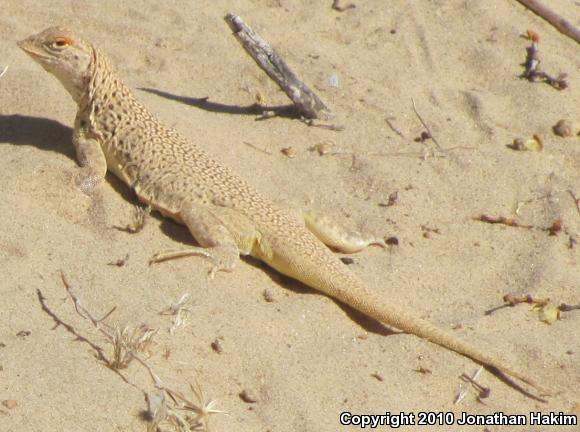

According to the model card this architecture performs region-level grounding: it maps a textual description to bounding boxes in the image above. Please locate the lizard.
[18,26,547,400]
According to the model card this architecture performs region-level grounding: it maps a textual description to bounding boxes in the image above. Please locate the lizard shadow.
[254,263,398,337]
[0,114,75,159]
[138,87,300,119]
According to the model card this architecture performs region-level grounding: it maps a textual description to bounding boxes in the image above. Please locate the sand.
[1,1,579,431]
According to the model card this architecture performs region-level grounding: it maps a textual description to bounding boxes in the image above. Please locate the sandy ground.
[1,1,579,431]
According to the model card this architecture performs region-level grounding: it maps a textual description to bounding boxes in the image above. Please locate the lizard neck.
[78,48,135,129]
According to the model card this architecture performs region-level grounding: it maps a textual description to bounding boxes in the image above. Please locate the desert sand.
[1,1,579,431]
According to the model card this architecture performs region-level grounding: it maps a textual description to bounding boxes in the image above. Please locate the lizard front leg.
[72,116,107,194]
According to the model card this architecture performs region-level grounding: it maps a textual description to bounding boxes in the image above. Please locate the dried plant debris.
[506,293,550,308]
[553,119,579,137]
[454,366,485,404]
[0,66,7,79]
[532,303,560,324]
[411,98,441,149]
[160,293,192,334]
[109,324,157,369]
[147,382,226,432]
[474,214,533,229]
[61,272,156,369]
[485,292,548,315]
[569,190,580,217]
[56,273,225,431]
[486,292,577,324]
[476,212,569,240]
[520,30,568,90]
[509,135,543,152]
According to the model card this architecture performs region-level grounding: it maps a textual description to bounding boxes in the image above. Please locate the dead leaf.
[533,304,561,324]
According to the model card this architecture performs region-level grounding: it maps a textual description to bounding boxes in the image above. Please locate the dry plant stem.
[559,303,580,312]
[224,13,332,120]
[454,366,484,404]
[243,141,273,155]
[61,271,156,369]
[58,273,223,430]
[515,0,580,44]
[474,214,533,229]
[61,271,117,326]
[385,117,405,138]
[411,98,442,150]
[568,190,580,217]
[0,66,7,79]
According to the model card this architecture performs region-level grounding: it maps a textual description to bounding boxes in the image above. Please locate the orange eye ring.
[51,37,73,48]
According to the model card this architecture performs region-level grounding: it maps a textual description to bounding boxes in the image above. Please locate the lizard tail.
[285,249,548,399]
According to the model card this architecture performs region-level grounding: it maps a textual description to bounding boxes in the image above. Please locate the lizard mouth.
[17,39,48,60]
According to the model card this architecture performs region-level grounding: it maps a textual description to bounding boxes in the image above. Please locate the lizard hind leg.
[303,210,386,253]
[149,202,240,279]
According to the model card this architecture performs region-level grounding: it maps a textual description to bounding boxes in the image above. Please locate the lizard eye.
[49,37,71,50]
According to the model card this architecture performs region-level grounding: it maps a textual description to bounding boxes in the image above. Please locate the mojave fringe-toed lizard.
[18,26,548,402]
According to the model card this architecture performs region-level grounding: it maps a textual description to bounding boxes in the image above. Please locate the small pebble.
[2,400,17,409]
[281,147,296,158]
[310,142,332,155]
[239,389,258,403]
[211,339,223,354]
[263,289,276,303]
[553,119,578,137]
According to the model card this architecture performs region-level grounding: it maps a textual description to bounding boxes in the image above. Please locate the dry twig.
[60,273,224,430]
[454,366,484,404]
[411,98,442,150]
[515,0,580,44]
[160,293,192,334]
[568,190,580,217]
[224,13,332,120]
[61,271,156,369]
[0,66,7,79]
[474,214,534,229]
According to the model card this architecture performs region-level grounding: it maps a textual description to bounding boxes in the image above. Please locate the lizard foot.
[303,210,387,253]
[149,245,237,279]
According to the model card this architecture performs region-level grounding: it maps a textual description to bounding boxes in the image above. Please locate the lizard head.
[18,27,94,102]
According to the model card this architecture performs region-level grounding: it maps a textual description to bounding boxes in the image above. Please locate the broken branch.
[515,0,580,44]
[224,13,332,120]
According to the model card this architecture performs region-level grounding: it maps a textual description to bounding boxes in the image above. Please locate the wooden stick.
[515,0,580,44]
[224,13,332,120]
